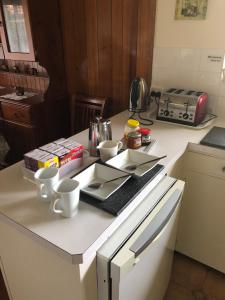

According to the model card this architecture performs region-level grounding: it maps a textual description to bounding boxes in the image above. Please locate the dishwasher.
[97,176,185,300]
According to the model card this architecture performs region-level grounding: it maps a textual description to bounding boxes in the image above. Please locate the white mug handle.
[40,183,48,199]
[52,198,63,215]
[117,141,123,151]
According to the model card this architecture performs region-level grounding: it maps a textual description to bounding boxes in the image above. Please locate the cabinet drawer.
[186,152,225,180]
[1,102,32,125]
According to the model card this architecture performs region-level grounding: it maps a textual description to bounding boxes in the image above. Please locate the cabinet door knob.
[222,167,225,172]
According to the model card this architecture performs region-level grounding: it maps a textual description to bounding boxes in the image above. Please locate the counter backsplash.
[152,47,225,119]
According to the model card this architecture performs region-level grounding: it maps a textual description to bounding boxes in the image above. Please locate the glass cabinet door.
[0,0,35,61]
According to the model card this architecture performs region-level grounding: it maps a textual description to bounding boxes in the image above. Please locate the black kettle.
[129,77,149,112]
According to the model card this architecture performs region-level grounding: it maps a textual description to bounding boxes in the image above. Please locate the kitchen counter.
[1,110,225,265]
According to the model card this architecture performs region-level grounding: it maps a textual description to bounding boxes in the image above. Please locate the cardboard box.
[37,154,59,169]
[24,138,85,171]
[39,143,64,153]
[52,148,71,167]
[24,149,59,171]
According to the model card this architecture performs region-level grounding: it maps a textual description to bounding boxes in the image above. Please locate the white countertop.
[0,111,225,264]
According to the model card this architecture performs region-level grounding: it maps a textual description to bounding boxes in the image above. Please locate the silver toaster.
[156,88,208,126]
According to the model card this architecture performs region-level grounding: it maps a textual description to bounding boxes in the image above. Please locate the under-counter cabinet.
[176,147,225,273]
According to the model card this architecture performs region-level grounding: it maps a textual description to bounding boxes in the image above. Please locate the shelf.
[0,70,48,79]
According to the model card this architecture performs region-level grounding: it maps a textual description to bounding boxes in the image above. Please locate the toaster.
[156,88,208,126]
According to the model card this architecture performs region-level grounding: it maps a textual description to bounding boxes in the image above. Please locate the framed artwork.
[175,0,208,20]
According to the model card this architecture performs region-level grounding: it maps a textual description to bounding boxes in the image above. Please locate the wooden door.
[60,0,156,115]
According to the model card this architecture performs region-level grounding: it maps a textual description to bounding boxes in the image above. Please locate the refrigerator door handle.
[129,189,182,257]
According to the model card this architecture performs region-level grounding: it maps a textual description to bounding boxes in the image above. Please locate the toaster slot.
[175,89,184,94]
[166,88,177,93]
[186,90,195,95]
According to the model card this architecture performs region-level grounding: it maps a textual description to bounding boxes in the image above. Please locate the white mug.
[34,167,59,202]
[97,140,123,162]
[51,179,80,218]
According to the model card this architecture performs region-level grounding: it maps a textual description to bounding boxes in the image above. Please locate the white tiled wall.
[152,47,225,118]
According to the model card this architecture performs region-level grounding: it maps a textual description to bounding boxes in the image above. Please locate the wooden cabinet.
[176,151,225,273]
[2,102,34,124]
[0,92,45,162]
[0,0,35,61]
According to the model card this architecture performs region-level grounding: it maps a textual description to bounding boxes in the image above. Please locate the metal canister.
[88,121,100,157]
[99,119,112,141]
[127,131,142,149]
[88,118,112,157]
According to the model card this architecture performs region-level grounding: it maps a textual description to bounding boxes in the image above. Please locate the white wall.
[155,0,225,49]
[152,0,225,117]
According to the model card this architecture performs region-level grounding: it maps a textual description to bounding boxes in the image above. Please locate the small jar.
[138,128,151,146]
[127,131,142,149]
[124,119,140,140]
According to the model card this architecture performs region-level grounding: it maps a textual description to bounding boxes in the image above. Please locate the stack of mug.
[34,167,80,218]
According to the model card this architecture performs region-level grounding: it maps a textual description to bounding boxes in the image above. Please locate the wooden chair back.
[70,94,110,134]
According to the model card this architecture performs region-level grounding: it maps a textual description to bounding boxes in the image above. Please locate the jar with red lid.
[138,128,151,146]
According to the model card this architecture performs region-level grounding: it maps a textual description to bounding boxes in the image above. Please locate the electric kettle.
[129,77,149,112]
[88,117,112,157]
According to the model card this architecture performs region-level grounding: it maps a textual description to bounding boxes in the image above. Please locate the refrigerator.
[97,176,185,300]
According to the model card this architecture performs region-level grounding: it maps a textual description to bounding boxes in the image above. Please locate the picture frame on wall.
[175,0,208,20]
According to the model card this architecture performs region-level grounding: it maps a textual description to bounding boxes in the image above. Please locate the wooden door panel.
[60,0,157,115]
[122,0,139,112]
[136,0,156,80]
[85,0,99,96]
[111,0,123,114]
[97,0,112,98]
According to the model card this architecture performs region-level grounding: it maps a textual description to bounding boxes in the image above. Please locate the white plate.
[72,163,131,201]
[106,149,164,177]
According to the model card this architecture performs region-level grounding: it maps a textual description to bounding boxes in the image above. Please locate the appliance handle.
[129,189,182,257]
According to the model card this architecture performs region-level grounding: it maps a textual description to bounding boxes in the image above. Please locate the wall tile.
[152,67,178,90]
[215,96,225,118]
[196,71,221,96]
[152,47,225,115]
[218,77,225,96]
[153,47,180,69]
[206,95,219,114]
[199,49,225,73]
[177,48,201,71]
[173,70,199,90]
